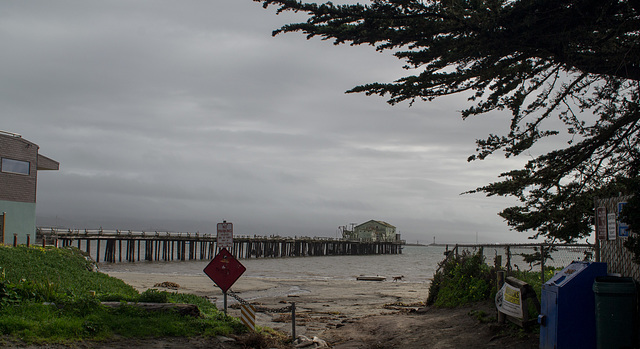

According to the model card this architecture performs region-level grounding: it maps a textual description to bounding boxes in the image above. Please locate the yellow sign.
[496,283,523,318]
[504,286,521,305]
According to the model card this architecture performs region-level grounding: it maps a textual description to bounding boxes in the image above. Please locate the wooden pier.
[36,228,403,263]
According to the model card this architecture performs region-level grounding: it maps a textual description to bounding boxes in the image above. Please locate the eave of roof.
[37,154,59,171]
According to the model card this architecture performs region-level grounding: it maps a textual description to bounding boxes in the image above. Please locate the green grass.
[0,245,138,302]
[0,245,246,344]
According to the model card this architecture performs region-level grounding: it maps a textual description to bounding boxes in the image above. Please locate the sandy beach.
[105,271,428,337]
[100,272,541,348]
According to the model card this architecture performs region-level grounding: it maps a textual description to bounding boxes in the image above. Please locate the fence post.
[497,271,505,323]
[0,212,5,245]
[291,302,296,340]
[540,244,546,284]
[506,246,511,274]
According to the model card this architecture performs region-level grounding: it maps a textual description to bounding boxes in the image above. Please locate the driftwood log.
[101,302,201,317]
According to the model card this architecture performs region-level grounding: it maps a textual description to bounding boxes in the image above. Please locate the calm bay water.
[97,245,448,283]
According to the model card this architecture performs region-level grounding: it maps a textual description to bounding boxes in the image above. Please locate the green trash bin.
[593,276,638,349]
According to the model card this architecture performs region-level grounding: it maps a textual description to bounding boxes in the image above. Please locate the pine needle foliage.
[256,0,640,241]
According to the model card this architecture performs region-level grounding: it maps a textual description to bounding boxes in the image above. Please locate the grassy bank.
[0,245,246,344]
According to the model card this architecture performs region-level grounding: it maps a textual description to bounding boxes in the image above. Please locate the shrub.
[427,250,494,307]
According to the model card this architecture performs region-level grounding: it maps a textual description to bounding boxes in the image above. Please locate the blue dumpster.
[539,261,607,349]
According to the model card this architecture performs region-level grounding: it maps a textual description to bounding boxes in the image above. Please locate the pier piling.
[36,228,403,263]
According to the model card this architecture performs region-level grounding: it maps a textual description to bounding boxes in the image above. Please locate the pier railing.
[35,227,402,263]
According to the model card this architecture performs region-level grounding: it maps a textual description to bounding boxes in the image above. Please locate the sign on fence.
[596,207,607,240]
[618,202,629,238]
[607,213,617,240]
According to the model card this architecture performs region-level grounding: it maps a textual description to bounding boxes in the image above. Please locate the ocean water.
[97,245,448,283]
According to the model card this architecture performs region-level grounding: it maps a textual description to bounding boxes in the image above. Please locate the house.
[353,220,398,242]
[0,131,58,245]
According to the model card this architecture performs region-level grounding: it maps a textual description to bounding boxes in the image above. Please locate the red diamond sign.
[203,248,246,293]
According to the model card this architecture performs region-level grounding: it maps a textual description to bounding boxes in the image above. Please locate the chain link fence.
[227,291,294,314]
[596,195,640,281]
[440,243,595,283]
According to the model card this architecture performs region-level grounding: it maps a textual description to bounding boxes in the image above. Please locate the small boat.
[356,275,386,281]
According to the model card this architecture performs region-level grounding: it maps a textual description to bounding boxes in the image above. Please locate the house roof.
[355,220,396,229]
[0,131,59,171]
[37,154,59,171]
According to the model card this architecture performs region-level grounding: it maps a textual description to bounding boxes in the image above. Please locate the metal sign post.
[223,291,228,314]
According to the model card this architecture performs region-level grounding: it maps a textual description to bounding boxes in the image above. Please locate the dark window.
[1,158,30,175]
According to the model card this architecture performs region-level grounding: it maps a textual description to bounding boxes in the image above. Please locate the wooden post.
[0,212,5,245]
[540,244,546,284]
[26,234,30,247]
[497,271,505,323]
[96,239,101,263]
[13,233,17,247]
[291,302,296,340]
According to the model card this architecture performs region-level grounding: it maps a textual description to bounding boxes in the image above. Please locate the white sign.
[217,221,233,251]
[607,213,617,240]
[495,283,523,319]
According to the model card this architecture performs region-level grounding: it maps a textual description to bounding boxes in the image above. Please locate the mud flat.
[105,271,427,337]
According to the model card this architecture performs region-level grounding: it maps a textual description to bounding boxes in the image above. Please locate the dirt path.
[320,301,539,349]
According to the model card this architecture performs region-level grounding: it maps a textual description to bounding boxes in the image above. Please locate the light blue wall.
[0,200,36,245]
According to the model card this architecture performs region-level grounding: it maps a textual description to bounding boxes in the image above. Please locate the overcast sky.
[1,0,552,244]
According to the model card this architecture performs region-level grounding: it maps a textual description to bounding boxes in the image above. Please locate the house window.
[1,158,30,175]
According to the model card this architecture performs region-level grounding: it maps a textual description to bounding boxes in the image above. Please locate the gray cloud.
[2,0,548,243]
